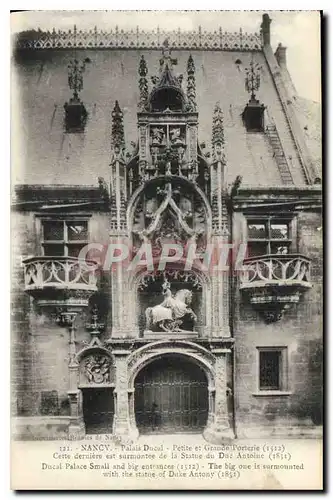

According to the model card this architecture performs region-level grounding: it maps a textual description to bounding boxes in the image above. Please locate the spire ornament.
[64,57,89,132]
[186,55,197,112]
[212,102,225,164]
[110,100,127,232]
[245,57,261,100]
[86,305,105,339]
[68,58,86,101]
[111,100,125,156]
[138,55,149,111]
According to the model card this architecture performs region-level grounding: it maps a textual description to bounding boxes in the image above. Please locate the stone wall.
[232,210,322,436]
[11,210,113,417]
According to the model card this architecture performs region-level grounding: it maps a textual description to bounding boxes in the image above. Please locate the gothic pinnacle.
[186,54,197,112]
[138,55,149,110]
[111,100,125,149]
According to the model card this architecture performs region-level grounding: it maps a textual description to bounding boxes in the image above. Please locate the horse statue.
[145,278,197,332]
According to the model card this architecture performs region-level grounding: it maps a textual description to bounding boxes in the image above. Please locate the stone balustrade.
[240,254,312,289]
[22,256,98,293]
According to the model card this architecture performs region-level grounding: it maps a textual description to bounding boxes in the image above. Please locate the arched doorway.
[134,355,208,434]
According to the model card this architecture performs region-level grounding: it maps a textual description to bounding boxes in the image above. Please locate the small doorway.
[135,356,208,434]
[82,388,114,434]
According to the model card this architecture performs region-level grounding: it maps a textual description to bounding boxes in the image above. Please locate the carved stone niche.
[79,351,115,387]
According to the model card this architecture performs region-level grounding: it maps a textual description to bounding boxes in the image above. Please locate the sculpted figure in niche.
[145,277,197,332]
[151,127,165,146]
[170,127,185,145]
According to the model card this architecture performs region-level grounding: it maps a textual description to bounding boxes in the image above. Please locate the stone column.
[203,349,234,442]
[110,236,138,338]
[210,231,231,338]
[67,319,85,438]
[113,350,139,440]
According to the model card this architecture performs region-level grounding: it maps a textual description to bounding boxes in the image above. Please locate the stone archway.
[126,340,216,438]
[67,346,115,436]
[134,354,209,433]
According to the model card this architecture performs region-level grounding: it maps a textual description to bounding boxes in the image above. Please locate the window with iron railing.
[246,218,293,258]
[41,220,89,257]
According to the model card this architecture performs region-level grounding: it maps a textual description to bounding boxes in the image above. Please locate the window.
[242,102,265,132]
[64,100,87,133]
[40,390,59,415]
[247,218,292,257]
[41,220,88,257]
[257,347,287,392]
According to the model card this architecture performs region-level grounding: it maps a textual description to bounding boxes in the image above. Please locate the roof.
[292,96,321,174]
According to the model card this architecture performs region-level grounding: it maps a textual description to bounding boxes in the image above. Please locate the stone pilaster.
[110,255,138,337]
[203,349,234,443]
[68,390,85,439]
[112,350,139,440]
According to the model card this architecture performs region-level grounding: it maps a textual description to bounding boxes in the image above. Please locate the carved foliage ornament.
[131,180,207,254]
[137,270,203,291]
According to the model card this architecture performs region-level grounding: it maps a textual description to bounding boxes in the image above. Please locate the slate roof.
[292,96,322,175]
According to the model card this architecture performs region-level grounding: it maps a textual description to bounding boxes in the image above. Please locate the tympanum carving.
[131,179,207,256]
[81,354,111,384]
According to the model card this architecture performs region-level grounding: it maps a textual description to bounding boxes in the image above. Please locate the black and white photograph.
[10,9,322,490]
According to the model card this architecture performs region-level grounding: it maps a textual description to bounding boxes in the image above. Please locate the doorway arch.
[134,354,209,434]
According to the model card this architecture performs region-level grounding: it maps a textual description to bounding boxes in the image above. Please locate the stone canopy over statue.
[145,277,197,332]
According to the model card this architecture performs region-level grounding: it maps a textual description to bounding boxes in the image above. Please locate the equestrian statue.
[145,277,197,332]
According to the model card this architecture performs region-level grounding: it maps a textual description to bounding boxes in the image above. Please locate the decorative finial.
[212,102,225,164]
[138,55,149,111]
[67,58,86,101]
[186,55,197,112]
[245,56,261,100]
[86,305,104,337]
[111,100,125,150]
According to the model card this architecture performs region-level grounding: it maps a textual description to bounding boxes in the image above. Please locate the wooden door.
[82,388,114,434]
[135,356,208,433]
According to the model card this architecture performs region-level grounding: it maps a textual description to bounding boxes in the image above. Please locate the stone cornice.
[14,26,262,51]
[12,183,110,211]
[231,185,322,212]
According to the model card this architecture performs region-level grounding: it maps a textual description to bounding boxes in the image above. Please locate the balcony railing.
[23,256,98,293]
[240,254,312,290]
[239,254,312,323]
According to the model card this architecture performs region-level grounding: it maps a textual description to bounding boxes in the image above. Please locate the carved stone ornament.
[131,179,207,255]
[82,354,111,384]
[240,254,312,322]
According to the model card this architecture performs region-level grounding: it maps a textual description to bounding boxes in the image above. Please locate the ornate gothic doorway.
[82,388,114,434]
[134,355,208,433]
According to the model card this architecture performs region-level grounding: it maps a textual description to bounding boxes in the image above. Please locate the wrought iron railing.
[240,254,312,288]
[22,257,98,292]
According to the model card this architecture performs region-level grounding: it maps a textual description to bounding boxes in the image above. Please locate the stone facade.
[11,13,322,442]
